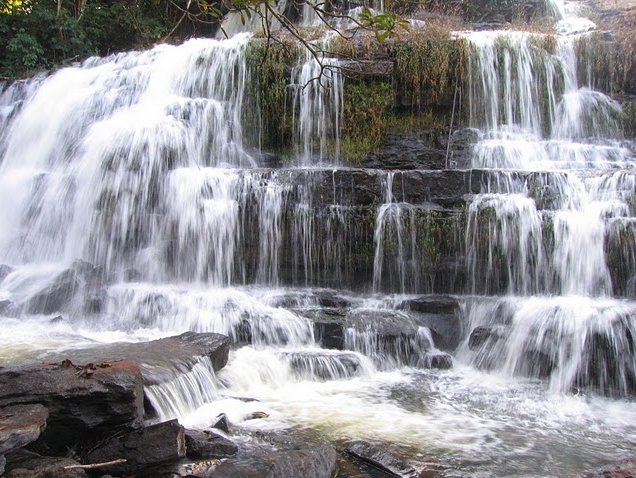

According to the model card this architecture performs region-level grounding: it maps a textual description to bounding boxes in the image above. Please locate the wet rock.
[211,444,337,478]
[364,133,447,170]
[184,429,238,459]
[0,264,13,281]
[212,414,230,434]
[420,351,453,370]
[233,318,253,345]
[0,404,48,455]
[135,292,171,327]
[284,350,364,380]
[388,170,473,208]
[25,269,80,314]
[517,349,554,379]
[403,295,460,315]
[345,309,419,364]
[316,291,352,309]
[83,419,186,475]
[253,151,284,168]
[0,299,16,317]
[0,360,144,454]
[45,332,231,386]
[577,329,636,396]
[468,326,504,350]
[343,440,419,478]
[4,452,86,478]
[49,315,64,324]
[401,296,461,351]
[307,309,346,350]
[447,128,480,170]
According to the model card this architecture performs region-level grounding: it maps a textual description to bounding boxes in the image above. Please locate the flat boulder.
[45,332,230,386]
[0,360,144,453]
[0,404,48,455]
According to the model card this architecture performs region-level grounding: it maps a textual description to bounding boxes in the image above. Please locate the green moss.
[340,80,394,163]
[623,102,636,139]
[394,26,462,109]
[244,39,299,153]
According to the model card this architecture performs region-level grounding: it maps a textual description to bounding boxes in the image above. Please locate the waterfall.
[1,1,636,475]
[459,2,636,403]
[291,46,343,165]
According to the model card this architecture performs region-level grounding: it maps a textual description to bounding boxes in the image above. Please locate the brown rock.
[0,360,144,454]
[0,404,48,455]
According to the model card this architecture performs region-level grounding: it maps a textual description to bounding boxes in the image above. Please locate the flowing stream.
[1,0,636,476]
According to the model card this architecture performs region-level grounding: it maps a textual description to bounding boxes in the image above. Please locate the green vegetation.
[394,25,462,110]
[0,0,177,77]
[340,80,393,163]
[244,39,298,152]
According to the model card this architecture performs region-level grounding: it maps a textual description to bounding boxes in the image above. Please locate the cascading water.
[459,0,636,408]
[1,0,636,475]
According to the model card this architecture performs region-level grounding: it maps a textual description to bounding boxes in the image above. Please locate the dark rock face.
[468,325,504,350]
[343,440,419,478]
[0,404,48,455]
[345,309,419,365]
[24,269,80,314]
[83,419,186,475]
[22,260,103,315]
[364,133,447,170]
[447,128,480,169]
[211,444,337,478]
[307,309,346,350]
[4,452,86,478]
[0,361,144,453]
[212,413,231,434]
[184,428,238,459]
[401,295,461,350]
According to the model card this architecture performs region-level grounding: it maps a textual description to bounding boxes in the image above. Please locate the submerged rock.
[343,440,420,478]
[468,326,504,350]
[211,444,337,478]
[283,350,365,380]
[24,269,80,314]
[0,264,13,282]
[212,414,231,434]
[420,351,453,370]
[184,428,238,459]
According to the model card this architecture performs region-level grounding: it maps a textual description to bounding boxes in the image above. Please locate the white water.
[0,1,636,476]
